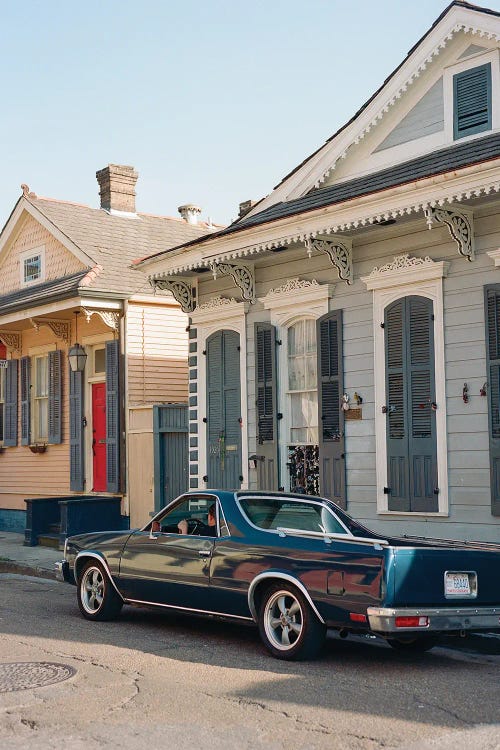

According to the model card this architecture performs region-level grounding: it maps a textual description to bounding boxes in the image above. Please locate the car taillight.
[395,616,429,628]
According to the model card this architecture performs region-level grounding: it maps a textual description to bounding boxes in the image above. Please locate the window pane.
[24,255,41,283]
[37,400,48,441]
[94,348,105,374]
[36,357,48,397]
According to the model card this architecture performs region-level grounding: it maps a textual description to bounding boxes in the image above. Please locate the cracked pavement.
[0,574,499,750]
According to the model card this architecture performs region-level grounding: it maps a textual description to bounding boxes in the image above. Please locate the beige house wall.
[0,315,113,511]
[0,214,86,295]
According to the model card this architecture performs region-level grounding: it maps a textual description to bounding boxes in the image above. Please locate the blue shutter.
[20,356,31,446]
[385,297,437,512]
[453,63,491,140]
[317,311,345,508]
[69,367,84,491]
[106,340,121,493]
[4,359,18,447]
[255,323,278,490]
[485,286,500,516]
[48,350,62,444]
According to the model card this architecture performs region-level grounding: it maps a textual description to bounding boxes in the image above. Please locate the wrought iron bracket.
[81,309,121,331]
[0,331,21,352]
[209,261,255,302]
[304,237,353,284]
[30,317,71,343]
[150,277,196,313]
[424,205,475,261]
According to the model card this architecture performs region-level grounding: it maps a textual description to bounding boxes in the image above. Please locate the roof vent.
[178,204,202,225]
[96,164,138,214]
[238,199,256,219]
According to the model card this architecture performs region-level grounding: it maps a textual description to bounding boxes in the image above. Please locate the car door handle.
[198,549,212,558]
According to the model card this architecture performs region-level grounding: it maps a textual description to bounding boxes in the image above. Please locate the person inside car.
[177,503,217,536]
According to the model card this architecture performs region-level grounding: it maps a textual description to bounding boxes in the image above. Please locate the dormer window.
[453,62,491,140]
[20,246,45,287]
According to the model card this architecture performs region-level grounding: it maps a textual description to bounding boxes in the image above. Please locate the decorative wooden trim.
[81,309,121,330]
[209,261,255,302]
[191,296,248,326]
[304,237,353,284]
[30,318,71,343]
[487,248,500,266]
[424,205,475,260]
[0,331,21,351]
[150,277,196,313]
[361,254,449,291]
[261,278,335,327]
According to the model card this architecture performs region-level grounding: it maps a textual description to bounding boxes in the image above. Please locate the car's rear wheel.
[386,635,438,653]
[258,583,326,661]
[77,559,123,621]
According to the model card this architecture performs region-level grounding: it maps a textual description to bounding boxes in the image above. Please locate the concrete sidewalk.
[0,531,60,579]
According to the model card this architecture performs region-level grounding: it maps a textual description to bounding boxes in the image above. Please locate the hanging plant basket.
[29,443,47,454]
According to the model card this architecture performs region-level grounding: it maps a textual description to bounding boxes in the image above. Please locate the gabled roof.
[242,1,500,220]
[25,196,213,296]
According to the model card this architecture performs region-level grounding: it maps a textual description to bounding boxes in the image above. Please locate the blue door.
[206,330,242,489]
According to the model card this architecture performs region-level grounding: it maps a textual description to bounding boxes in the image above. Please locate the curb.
[0,560,57,580]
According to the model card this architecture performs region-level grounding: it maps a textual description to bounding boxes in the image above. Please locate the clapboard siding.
[126,302,189,406]
[0,215,86,295]
[374,78,444,152]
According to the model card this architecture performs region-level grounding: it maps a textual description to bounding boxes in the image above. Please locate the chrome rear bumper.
[367,606,500,634]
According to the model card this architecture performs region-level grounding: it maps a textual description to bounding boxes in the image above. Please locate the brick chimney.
[238,199,256,219]
[96,164,138,213]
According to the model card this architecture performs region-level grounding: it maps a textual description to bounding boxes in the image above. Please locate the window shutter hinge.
[433,488,440,495]
[383,487,391,494]
[380,322,385,329]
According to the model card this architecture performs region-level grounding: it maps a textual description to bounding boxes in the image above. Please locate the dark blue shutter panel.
[453,63,491,140]
[385,297,437,512]
[255,323,278,490]
[485,287,500,516]
[20,356,31,446]
[317,311,345,507]
[4,359,18,447]
[48,350,62,444]
[106,340,121,493]
[69,367,84,491]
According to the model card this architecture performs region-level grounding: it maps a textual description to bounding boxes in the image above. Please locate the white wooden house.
[137,1,500,542]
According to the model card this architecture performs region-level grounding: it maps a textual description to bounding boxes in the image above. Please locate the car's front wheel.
[77,559,123,621]
[258,583,326,660]
[386,635,438,653]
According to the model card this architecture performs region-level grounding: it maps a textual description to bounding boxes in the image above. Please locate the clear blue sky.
[2,0,500,226]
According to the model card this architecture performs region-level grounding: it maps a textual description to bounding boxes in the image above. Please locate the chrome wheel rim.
[80,566,105,614]
[263,590,303,651]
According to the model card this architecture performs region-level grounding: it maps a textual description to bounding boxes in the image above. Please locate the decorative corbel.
[0,331,21,352]
[30,318,71,343]
[150,277,196,313]
[209,261,255,302]
[304,237,353,284]
[81,309,121,331]
[424,205,474,261]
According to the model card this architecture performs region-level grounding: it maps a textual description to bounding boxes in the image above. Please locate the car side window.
[239,497,348,535]
[153,495,218,536]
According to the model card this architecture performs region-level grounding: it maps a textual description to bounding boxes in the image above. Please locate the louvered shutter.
[317,311,345,507]
[385,297,437,512]
[485,287,500,515]
[106,340,121,493]
[4,359,18,447]
[453,63,491,140]
[255,323,278,490]
[20,356,31,446]
[48,350,62,444]
[69,367,84,491]
[206,330,242,489]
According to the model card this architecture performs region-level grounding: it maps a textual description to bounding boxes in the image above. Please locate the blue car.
[56,490,500,660]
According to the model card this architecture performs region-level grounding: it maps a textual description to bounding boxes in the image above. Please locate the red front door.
[92,382,107,492]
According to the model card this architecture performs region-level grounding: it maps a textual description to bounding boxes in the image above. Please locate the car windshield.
[239,496,348,535]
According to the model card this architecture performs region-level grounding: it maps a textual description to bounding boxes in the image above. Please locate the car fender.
[74,551,124,601]
[247,571,326,624]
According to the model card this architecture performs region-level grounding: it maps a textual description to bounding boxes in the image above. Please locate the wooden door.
[92,382,107,492]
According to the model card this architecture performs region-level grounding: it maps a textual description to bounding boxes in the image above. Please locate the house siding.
[374,78,444,152]
[194,200,500,543]
[0,215,86,295]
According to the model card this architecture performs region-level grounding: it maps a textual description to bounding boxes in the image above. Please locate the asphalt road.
[0,574,499,750]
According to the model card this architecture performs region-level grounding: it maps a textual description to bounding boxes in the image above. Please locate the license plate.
[445,571,471,597]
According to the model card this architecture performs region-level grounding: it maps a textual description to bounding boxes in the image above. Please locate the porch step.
[37,534,60,549]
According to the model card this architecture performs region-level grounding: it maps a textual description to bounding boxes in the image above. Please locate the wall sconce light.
[353,392,363,406]
[68,311,88,372]
[249,454,264,469]
[462,383,469,404]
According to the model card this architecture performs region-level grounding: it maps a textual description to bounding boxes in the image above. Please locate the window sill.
[29,443,47,454]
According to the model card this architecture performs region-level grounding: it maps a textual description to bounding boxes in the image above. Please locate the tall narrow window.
[287,319,319,493]
[33,355,49,441]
